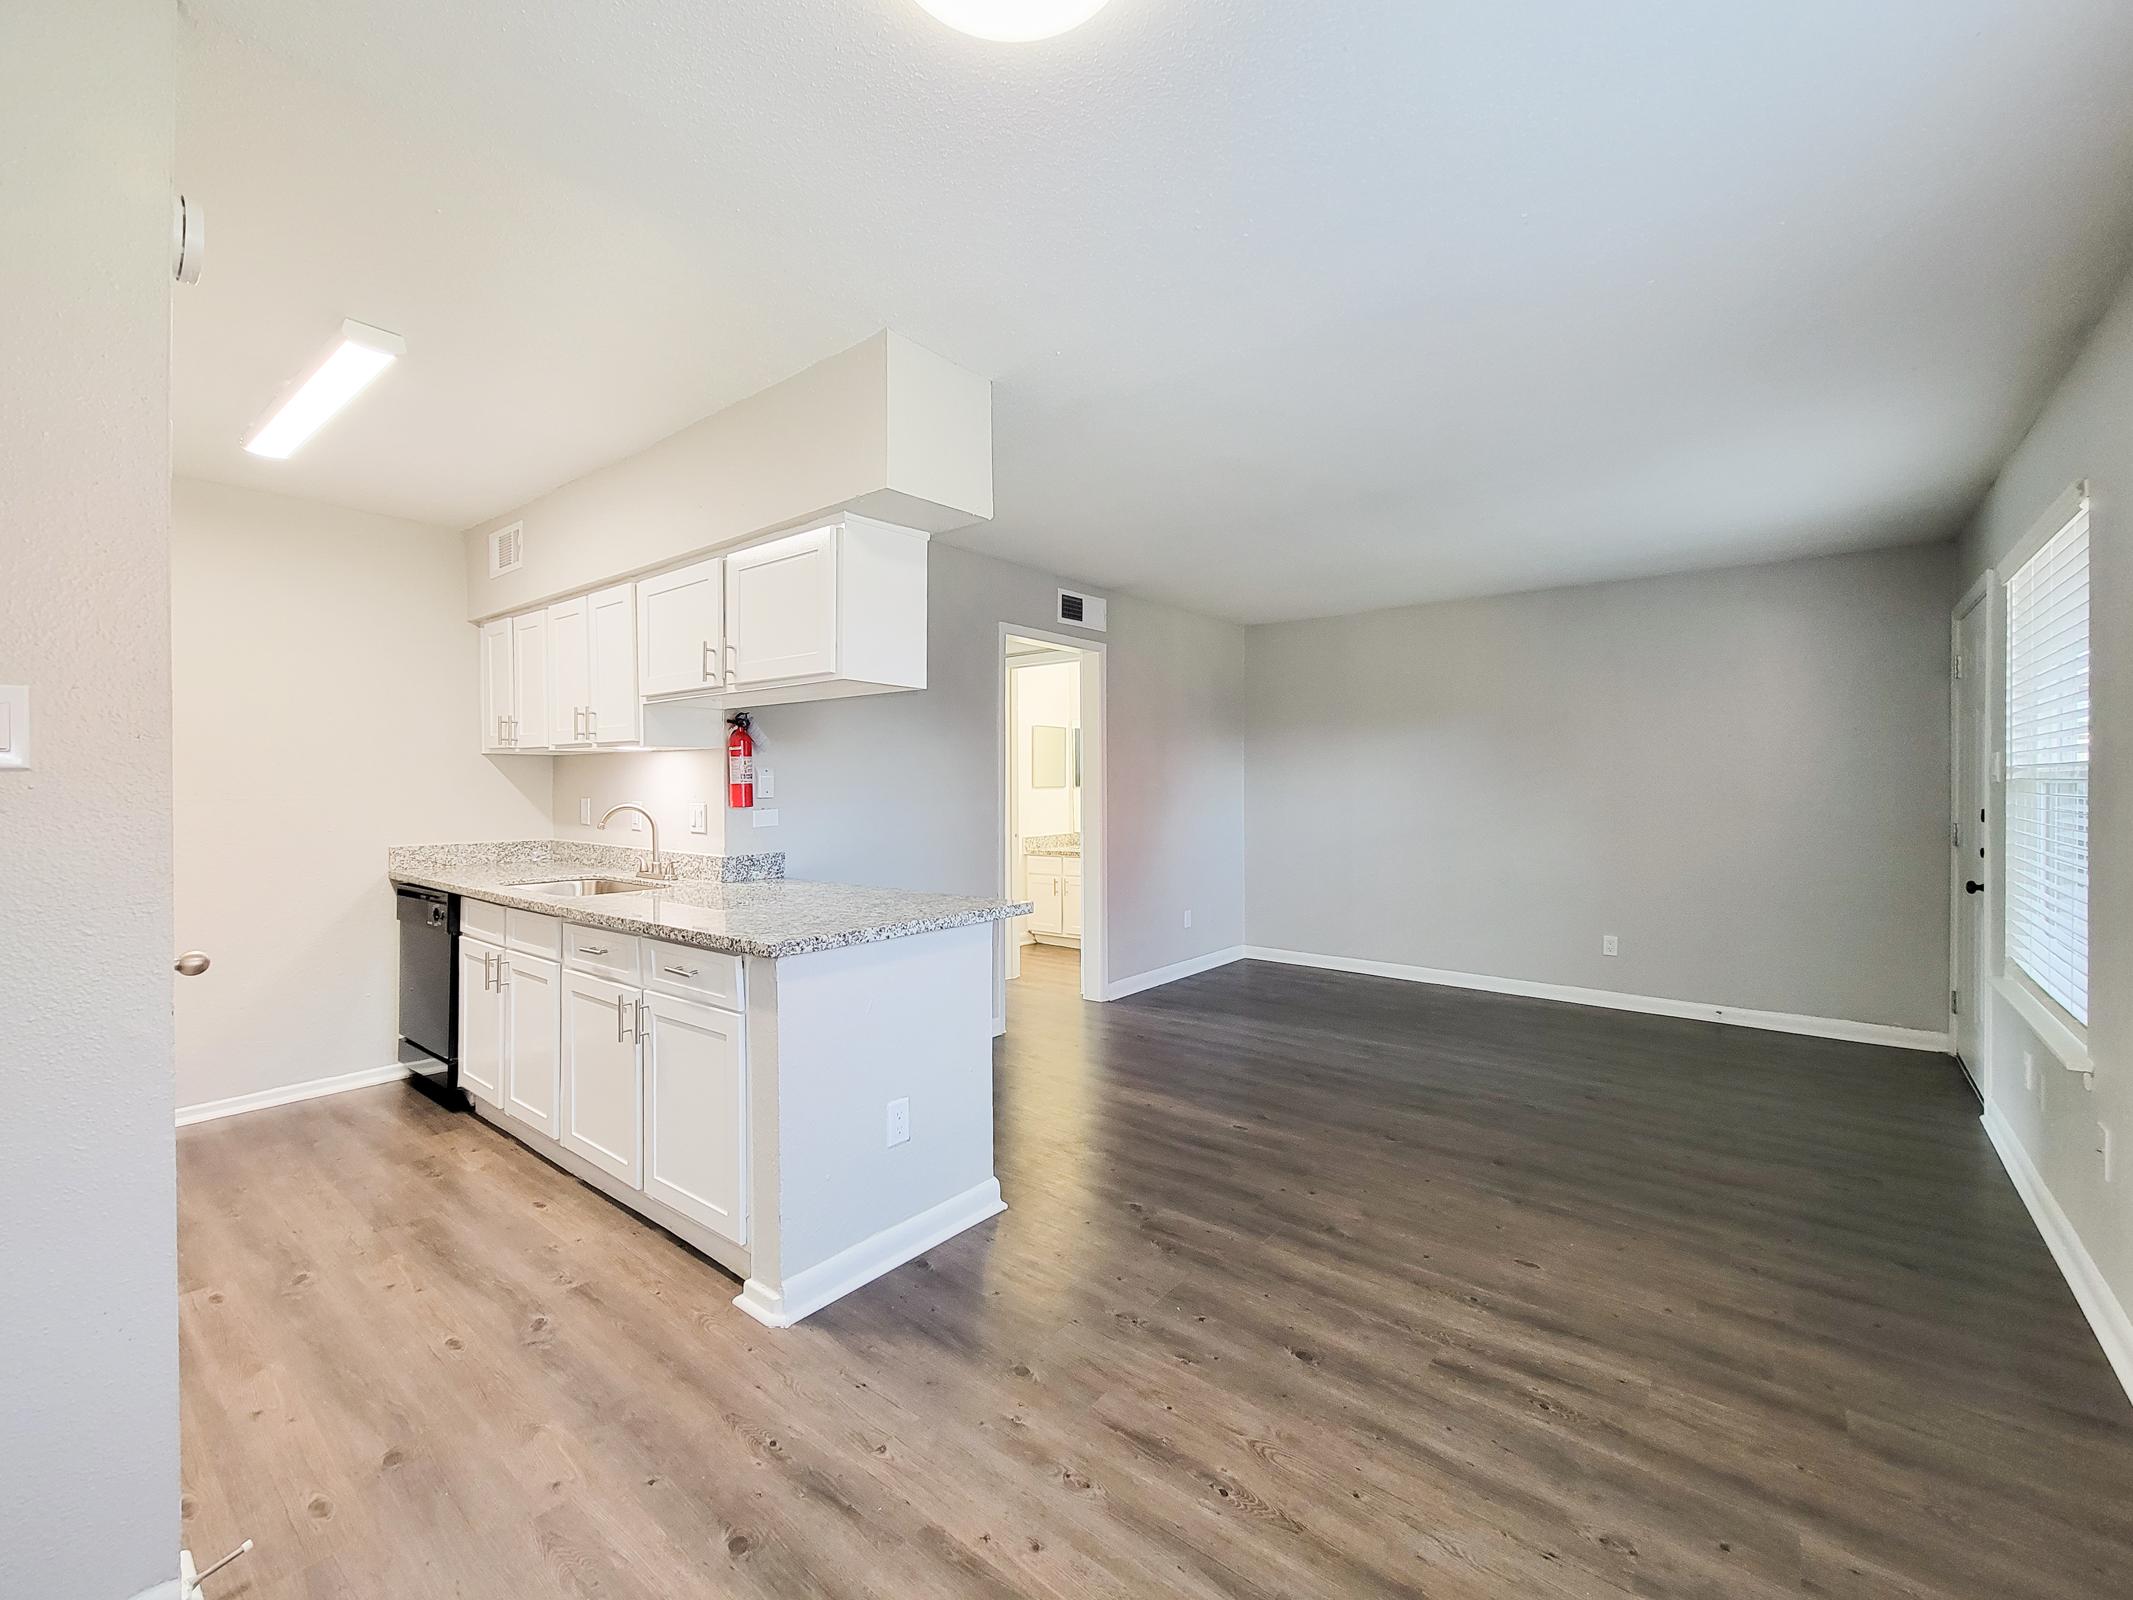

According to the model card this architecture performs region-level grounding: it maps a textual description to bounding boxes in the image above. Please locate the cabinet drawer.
[566,923,642,984]
[643,940,742,1010]
[462,897,508,944]
[506,909,563,959]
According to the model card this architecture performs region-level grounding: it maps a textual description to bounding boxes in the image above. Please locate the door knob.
[174,951,211,976]
[1965,881,1985,895]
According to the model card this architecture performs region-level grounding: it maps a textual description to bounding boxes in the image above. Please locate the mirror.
[1031,725,1071,789]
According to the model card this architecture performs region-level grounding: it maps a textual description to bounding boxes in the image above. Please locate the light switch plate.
[0,685,27,770]
[753,808,780,829]
[578,798,592,825]
[688,802,708,835]
[757,768,775,800]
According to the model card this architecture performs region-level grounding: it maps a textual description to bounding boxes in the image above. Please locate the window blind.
[2005,501,2091,1026]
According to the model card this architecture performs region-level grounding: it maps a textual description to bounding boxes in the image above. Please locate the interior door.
[512,610,551,752]
[480,619,515,752]
[547,595,591,746]
[1953,595,1991,1078]
[726,526,838,686]
[588,582,640,743]
[503,952,560,1136]
[560,970,643,1184]
[641,991,747,1245]
[637,558,723,697]
[457,939,503,1107]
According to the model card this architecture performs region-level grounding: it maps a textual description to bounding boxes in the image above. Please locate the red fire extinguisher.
[727,714,755,810]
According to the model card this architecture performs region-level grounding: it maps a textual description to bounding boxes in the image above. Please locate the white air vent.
[1057,587,1107,631]
[487,520,524,579]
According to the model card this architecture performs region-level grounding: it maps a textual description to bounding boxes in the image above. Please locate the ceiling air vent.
[1057,587,1107,631]
[487,520,524,579]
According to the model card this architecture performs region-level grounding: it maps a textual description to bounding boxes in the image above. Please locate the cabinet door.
[548,595,592,746]
[1061,872,1083,937]
[726,526,837,687]
[502,951,560,1137]
[560,970,643,1185]
[511,610,552,752]
[480,619,516,752]
[458,938,504,1107]
[637,558,724,697]
[641,992,746,1245]
[587,582,640,743]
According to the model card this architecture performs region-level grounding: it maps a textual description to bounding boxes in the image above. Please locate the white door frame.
[1949,567,1995,1096]
[996,623,1107,1025]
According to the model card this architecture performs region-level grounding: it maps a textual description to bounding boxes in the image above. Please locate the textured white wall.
[173,480,553,1111]
[1244,545,1955,1031]
[1957,264,2133,1345]
[0,5,181,1596]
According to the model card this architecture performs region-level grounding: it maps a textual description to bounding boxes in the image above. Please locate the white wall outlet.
[1602,935,1619,957]
[629,811,644,831]
[1183,909,1193,930]
[757,768,775,800]
[886,1097,911,1148]
[688,802,707,835]
[578,797,592,825]
[753,808,780,829]
[0,685,30,770]
[2025,1051,2037,1093]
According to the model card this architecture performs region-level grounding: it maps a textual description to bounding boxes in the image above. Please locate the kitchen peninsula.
[389,840,1028,1327]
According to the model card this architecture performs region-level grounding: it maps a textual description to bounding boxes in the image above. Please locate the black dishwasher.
[395,884,467,1109]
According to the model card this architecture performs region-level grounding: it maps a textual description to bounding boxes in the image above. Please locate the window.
[2004,494,2091,1028]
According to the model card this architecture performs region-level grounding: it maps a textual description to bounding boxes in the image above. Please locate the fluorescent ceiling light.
[243,319,405,459]
[914,0,1112,43]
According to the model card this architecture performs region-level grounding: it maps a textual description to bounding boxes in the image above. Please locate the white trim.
[1949,570,1995,1094]
[1993,972,2095,1076]
[1983,1104,2133,1407]
[175,1062,412,1127]
[125,1579,182,1600]
[1101,944,1246,1001]
[733,1177,1004,1328]
[1243,948,1953,1053]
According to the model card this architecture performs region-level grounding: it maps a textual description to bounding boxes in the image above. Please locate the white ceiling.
[176,1,2133,622]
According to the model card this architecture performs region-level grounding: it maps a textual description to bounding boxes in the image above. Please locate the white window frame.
[1994,482,2093,1075]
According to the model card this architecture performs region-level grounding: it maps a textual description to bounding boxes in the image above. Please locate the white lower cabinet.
[458,936,505,1107]
[502,950,560,1137]
[640,990,748,1247]
[1024,855,1083,941]
[560,970,644,1185]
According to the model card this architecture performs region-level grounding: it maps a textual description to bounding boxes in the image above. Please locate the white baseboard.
[1983,1105,2133,1407]
[1241,947,1953,1054]
[176,1062,412,1127]
[734,1177,1005,1329]
[1101,944,1245,1002]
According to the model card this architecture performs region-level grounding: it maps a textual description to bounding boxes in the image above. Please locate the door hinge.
[1951,822,1961,848]
[1951,988,1960,1016]
[1953,652,1965,680]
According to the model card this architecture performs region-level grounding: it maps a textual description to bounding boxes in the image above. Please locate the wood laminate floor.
[179,946,2133,1598]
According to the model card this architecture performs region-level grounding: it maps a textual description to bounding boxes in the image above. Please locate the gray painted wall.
[559,542,1249,988]
[1956,264,2133,1337]
[0,4,181,1597]
[1245,545,1954,1031]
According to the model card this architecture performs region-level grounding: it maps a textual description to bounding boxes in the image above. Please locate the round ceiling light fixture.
[914,0,1112,42]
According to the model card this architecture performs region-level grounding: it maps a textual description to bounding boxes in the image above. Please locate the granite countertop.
[389,842,1030,960]
[1022,832,1082,859]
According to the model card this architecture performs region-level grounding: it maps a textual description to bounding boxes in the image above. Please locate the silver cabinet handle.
[636,999,647,1039]
[661,963,701,978]
[615,992,628,1042]
[702,638,715,683]
[498,959,511,987]
[587,707,598,738]
[724,641,738,688]
[578,944,608,956]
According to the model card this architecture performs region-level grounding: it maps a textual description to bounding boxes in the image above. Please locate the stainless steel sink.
[512,878,664,898]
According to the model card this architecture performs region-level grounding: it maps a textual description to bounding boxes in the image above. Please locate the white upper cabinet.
[549,583,639,746]
[511,610,552,753]
[726,526,839,688]
[586,582,641,745]
[480,619,517,752]
[547,594,592,746]
[637,557,725,698]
